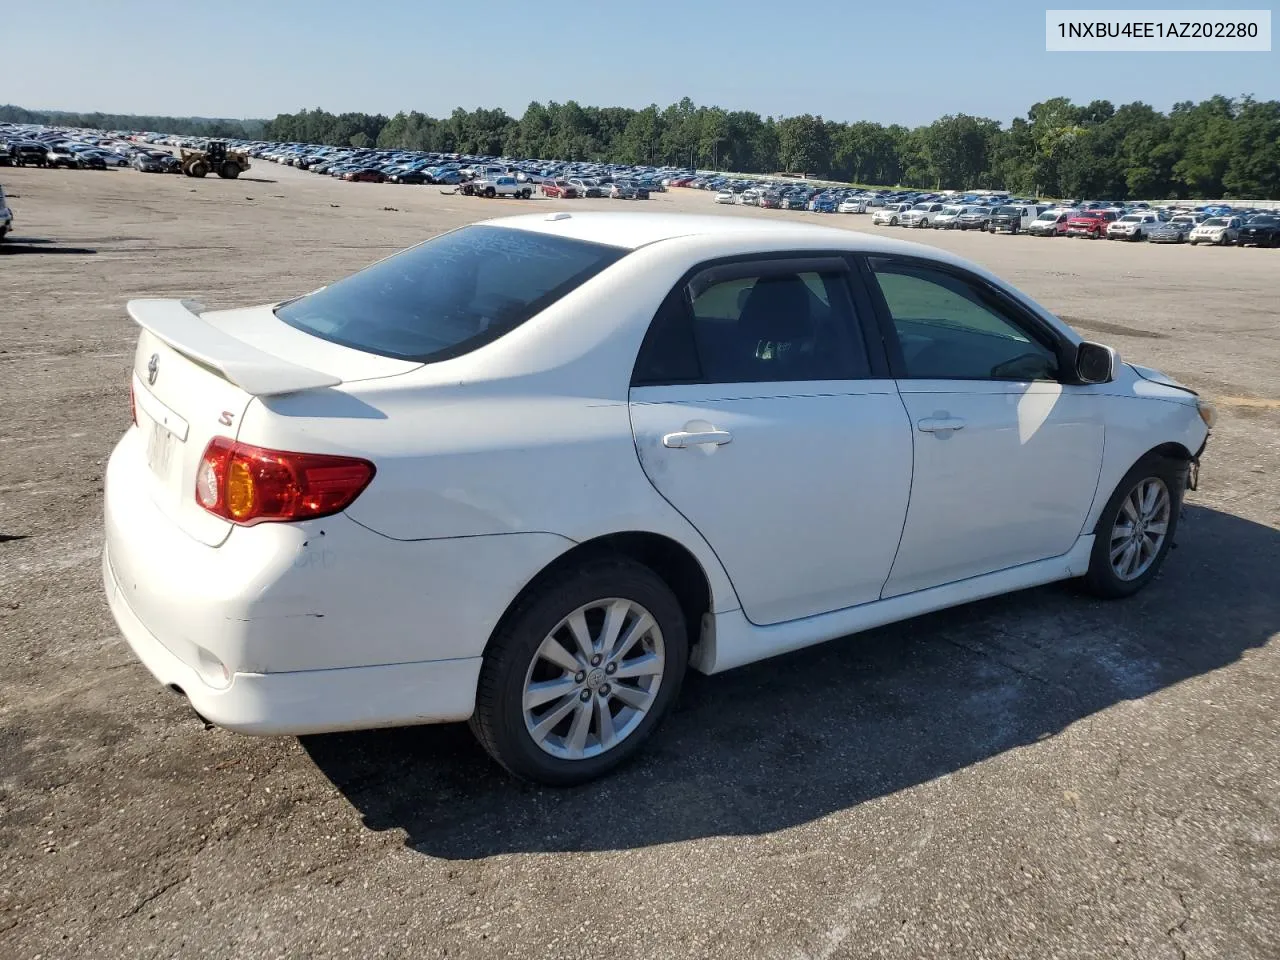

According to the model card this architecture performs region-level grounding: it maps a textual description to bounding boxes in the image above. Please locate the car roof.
[481,211,965,259]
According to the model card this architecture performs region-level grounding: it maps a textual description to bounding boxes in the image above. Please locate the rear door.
[628,255,913,626]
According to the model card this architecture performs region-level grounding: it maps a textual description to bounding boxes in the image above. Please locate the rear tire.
[470,557,689,785]
[484,186,496,198]
[1083,454,1186,599]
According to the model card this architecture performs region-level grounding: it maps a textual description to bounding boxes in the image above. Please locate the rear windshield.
[996,206,1020,216]
[276,225,627,362]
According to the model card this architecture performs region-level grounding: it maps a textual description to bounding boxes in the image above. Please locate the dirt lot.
[2,162,1278,960]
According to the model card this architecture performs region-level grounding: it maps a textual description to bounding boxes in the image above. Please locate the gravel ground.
[1,162,1278,960]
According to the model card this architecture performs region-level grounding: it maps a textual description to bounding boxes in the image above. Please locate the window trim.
[854,254,1078,384]
[630,250,891,388]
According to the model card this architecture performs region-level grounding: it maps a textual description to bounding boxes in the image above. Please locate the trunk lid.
[126,299,418,546]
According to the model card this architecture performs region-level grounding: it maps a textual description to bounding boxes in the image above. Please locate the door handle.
[663,429,733,448]
[917,417,966,433]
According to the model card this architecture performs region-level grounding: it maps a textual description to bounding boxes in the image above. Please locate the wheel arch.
[483,531,715,670]
[1088,440,1195,535]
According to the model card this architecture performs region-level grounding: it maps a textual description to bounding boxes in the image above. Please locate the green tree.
[777,114,830,176]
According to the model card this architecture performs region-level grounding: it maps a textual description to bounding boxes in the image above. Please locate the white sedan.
[837,198,868,214]
[104,213,1213,784]
[714,191,737,204]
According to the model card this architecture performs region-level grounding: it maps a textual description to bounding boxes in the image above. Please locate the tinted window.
[633,267,870,385]
[276,225,626,362]
[870,260,1059,381]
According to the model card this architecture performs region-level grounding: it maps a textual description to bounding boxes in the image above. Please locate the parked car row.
[6,120,1276,243]
[862,195,1280,248]
[1,123,181,173]
[242,142,679,197]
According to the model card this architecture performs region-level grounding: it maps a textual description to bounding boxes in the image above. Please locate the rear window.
[276,225,627,362]
[996,206,1020,216]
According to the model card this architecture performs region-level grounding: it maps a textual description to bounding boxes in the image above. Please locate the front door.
[628,257,913,626]
[864,256,1105,598]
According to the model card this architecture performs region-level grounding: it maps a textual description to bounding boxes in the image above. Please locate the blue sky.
[8,1,1277,125]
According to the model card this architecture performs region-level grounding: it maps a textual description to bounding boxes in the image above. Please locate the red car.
[1065,209,1117,238]
[667,177,695,187]
[343,168,386,183]
[541,179,579,199]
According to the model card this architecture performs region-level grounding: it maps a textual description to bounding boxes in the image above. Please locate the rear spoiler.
[126,299,341,396]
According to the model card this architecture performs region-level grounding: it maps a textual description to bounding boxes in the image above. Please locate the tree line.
[6,95,1277,199]
[263,95,1280,200]
[0,105,265,141]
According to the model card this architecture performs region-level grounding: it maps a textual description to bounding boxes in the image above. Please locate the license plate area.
[146,419,179,477]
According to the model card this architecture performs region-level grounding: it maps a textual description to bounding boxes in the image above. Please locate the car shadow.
[301,504,1278,859]
[0,240,97,255]
[237,177,278,184]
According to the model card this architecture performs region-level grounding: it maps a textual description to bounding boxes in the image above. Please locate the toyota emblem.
[147,353,159,386]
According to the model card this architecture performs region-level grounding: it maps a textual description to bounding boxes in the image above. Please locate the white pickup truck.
[469,175,534,199]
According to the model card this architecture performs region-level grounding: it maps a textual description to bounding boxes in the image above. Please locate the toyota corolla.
[104,213,1213,784]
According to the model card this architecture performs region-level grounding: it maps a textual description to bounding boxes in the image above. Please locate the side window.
[633,267,870,385]
[869,260,1060,381]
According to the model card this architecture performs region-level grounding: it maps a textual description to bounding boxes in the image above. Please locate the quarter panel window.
[870,260,1060,381]
[633,267,870,385]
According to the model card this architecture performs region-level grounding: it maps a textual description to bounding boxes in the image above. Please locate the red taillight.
[195,437,375,525]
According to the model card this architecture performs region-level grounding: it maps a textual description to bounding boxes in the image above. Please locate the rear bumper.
[102,429,573,734]
[104,547,480,734]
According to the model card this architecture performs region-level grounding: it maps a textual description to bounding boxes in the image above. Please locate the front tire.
[1083,454,1186,599]
[470,557,689,785]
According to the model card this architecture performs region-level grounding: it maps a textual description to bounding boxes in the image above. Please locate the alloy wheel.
[522,598,665,760]
[1109,477,1171,581]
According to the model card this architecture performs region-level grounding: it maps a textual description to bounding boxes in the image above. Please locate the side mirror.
[1075,341,1118,384]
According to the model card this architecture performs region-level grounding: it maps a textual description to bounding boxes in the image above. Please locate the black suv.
[1238,215,1280,247]
[9,142,49,167]
[989,205,1030,234]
